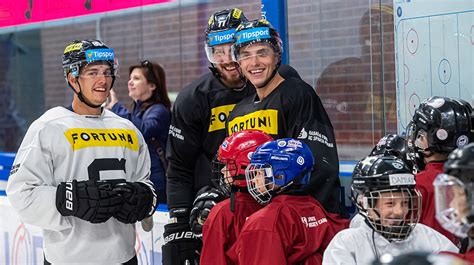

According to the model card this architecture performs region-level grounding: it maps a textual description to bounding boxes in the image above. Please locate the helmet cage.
[245,163,276,204]
[211,155,247,196]
[356,187,421,242]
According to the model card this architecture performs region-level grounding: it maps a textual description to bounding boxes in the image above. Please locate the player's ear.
[67,72,77,84]
[67,73,80,93]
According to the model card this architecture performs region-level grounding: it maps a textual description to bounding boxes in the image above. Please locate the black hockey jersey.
[166,73,254,210]
[226,77,344,215]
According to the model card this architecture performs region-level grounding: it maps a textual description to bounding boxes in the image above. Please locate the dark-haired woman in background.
[107,60,171,204]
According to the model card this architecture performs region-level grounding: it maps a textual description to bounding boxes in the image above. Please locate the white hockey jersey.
[6,107,152,264]
[322,222,458,265]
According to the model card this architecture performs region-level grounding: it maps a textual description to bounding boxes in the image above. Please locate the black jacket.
[166,73,253,210]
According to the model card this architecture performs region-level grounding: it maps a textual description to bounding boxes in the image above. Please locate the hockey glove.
[56,179,123,223]
[112,182,157,224]
[189,186,227,236]
[162,222,201,265]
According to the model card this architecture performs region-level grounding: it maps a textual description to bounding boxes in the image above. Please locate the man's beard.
[220,69,244,88]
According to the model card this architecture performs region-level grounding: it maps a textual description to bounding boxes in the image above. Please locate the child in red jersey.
[200,130,273,265]
[230,138,349,265]
[406,96,473,244]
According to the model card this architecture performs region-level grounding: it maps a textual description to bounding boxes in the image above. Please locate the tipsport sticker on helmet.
[85,49,115,62]
[235,27,270,45]
[64,128,139,151]
[208,29,236,46]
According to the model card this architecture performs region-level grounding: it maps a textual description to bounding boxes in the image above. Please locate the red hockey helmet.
[212,130,273,194]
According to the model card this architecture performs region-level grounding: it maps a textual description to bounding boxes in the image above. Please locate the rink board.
[0,152,356,264]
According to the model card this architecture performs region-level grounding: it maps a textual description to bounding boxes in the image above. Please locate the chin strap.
[68,79,103,109]
[67,76,115,110]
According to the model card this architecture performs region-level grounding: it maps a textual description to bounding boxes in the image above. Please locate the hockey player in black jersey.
[227,19,346,216]
[163,8,302,265]
[162,8,251,265]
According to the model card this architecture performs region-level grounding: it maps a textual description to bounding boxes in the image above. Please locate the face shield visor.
[205,28,237,64]
[434,173,474,238]
[231,43,279,64]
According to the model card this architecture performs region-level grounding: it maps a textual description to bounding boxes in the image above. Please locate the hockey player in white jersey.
[6,39,157,265]
[323,155,457,265]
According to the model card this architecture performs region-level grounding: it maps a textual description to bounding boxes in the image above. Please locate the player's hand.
[189,186,227,236]
[162,222,201,265]
[105,89,119,109]
[112,182,157,224]
[56,179,123,223]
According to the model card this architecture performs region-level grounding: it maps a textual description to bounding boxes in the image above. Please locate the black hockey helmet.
[370,134,413,171]
[62,39,118,79]
[204,8,247,64]
[406,96,474,170]
[231,19,283,61]
[62,39,118,108]
[444,142,474,183]
[205,8,247,47]
[351,155,421,241]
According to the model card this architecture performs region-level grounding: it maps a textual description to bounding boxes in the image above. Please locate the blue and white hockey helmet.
[245,138,314,204]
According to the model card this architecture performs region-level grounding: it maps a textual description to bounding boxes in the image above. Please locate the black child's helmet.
[370,134,414,171]
[406,96,473,171]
